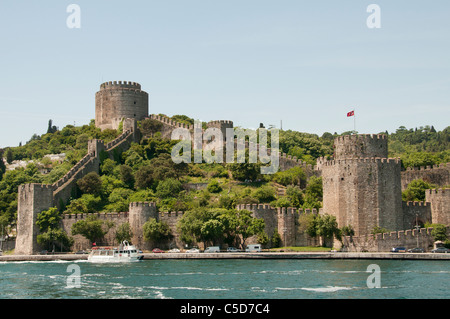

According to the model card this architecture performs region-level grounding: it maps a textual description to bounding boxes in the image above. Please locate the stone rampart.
[341,227,449,252]
[236,204,320,247]
[61,212,129,251]
[401,201,432,229]
[426,188,450,225]
[401,163,450,190]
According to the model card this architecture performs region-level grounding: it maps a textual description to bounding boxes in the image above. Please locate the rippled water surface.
[0,259,448,299]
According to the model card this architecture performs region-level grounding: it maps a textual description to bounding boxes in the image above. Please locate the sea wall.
[340,227,449,252]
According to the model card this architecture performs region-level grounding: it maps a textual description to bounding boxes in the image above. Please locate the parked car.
[39,250,48,255]
[391,247,406,253]
[204,246,220,253]
[75,250,88,254]
[431,247,450,253]
[227,247,241,252]
[407,247,425,253]
[168,248,180,253]
[152,248,164,253]
[186,248,200,253]
[245,244,262,252]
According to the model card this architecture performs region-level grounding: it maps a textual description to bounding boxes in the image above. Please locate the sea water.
[0,259,448,299]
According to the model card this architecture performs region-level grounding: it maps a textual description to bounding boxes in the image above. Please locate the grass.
[268,246,332,252]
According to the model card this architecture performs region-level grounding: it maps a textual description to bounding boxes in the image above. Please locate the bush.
[156,178,182,199]
[252,186,276,203]
[207,180,222,193]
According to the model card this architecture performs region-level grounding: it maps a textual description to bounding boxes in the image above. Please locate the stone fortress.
[14,81,450,254]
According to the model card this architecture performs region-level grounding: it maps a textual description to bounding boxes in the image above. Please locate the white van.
[204,246,220,253]
[245,244,262,252]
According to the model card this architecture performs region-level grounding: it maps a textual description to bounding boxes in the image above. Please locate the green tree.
[271,230,282,248]
[115,222,133,243]
[402,179,432,201]
[36,207,61,232]
[252,186,276,203]
[155,178,182,199]
[134,165,155,190]
[77,172,103,196]
[142,218,173,242]
[430,224,448,242]
[201,219,225,246]
[272,166,307,187]
[316,214,341,246]
[37,228,74,252]
[207,180,222,193]
[71,214,114,244]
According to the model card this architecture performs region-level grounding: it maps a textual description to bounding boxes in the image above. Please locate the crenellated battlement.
[159,211,185,218]
[61,212,129,220]
[99,81,142,90]
[342,226,449,252]
[403,201,431,208]
[405,163,450,171]
[149,114,194,130]
[322,157,401,167]
[427,188,449,195]
[236,203,319,215]
[335,134,387,143]
[129,202,157,208]
[333,134,388,160]
[105,130,132,150]
[207,120,234,126]
[20,183,54,192]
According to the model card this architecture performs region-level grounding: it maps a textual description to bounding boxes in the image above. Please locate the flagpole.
[353,108,356,134]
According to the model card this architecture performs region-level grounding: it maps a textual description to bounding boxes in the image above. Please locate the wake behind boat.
[88,241,143,263]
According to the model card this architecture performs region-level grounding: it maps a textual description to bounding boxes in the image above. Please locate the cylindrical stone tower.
[95,81,149,130]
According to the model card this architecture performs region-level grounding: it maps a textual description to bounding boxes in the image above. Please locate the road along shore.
[1,252,450,262]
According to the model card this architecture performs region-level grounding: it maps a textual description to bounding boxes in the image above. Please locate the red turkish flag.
[347,110,354,117]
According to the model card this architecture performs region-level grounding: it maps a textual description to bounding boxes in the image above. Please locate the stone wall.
[58,203,186,252]
[236,204,320,247]
[401,163,450,190]
[15,124,139,255]
[340,227,448,252]
[401,201,432,229]
[426,188,450,225]
[61,212,129,251]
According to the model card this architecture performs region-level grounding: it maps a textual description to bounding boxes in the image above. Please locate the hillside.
[0,116,449,234]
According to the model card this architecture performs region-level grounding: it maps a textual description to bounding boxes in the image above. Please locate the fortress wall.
[401,201,432,230]
[52,156,100,210]
[159,211,185,249]
[341,227,448,252]
[61,212,129,251]
[426,188,450,225]
[236,204,319,247]
[401,163,450,190]
[377,158,403,231]
[149,114,194,140]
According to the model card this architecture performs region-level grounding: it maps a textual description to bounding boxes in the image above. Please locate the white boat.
[87,241,143,263]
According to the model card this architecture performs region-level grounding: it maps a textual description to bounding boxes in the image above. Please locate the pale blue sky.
[0,1,449,147]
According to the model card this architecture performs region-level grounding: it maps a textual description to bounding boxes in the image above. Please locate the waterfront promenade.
[1,252,450,262]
